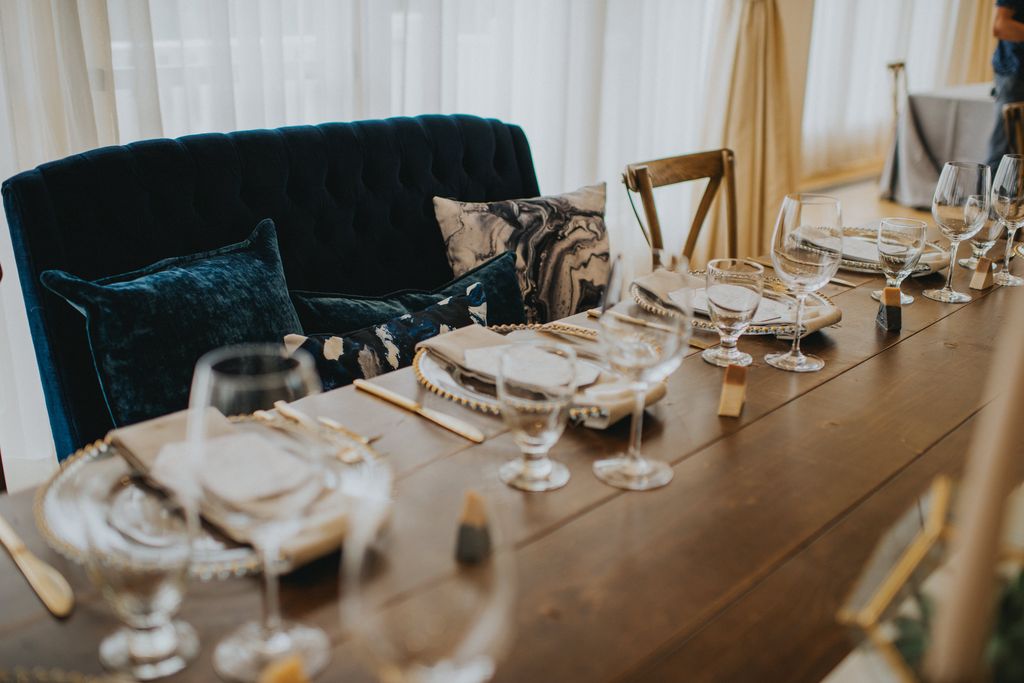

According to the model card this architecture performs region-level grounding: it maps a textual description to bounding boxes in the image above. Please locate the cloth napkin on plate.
[110,408,348,566]
[416,324,667,429]
[634,269,842,337]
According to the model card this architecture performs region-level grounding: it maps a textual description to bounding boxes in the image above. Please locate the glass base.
[959,256,997,270]
[499,457,570,492]
[995,271,1024,287]
[701,346,752,368]
[100,621,198,681]
[593,455,672,491]
[214,621,330,682]
[922,288,971,303]
[764,350,825,373]
[870,289,914,305]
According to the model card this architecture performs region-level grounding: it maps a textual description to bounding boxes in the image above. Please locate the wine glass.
[342,463,515,683]
[992,153,1024,286]
[870,217,927,305]
[187,344,334,682]
[924,162,991,302]
[495,341,577,492]
[958,205,1003,270]
[593,251,691,491]
[701,259,764,367]
[765,194,843,373]
[78,460,197,680]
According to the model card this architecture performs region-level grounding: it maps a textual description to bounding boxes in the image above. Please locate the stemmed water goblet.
[765,194,843,373]
[924,162,991,303]
[701,259,763,367]
[992,153,1024,286]
[495,341,577,492]
[593,251,691,491]
[188,343,335,682]
[958,206,1003,271]
[870,217,927,305]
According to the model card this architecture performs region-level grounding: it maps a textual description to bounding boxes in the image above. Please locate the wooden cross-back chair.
[1003,102,1024,156]
[622,148,738,260]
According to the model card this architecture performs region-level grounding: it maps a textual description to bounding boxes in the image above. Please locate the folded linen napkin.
[109,409,348,566]
[416,325,667,429]
[634,269,842,337]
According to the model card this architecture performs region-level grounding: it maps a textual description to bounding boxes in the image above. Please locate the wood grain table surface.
[2,258,1022,682]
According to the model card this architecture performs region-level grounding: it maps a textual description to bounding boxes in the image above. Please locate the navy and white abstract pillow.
[433,183,609,324]
[287,283,487,390]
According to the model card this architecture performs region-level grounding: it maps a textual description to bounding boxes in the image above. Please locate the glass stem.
[260,539,284,640]
[790,293,807,358]
[627,382,646,464]
[1004,227,1018,273]
[944,242,959,291]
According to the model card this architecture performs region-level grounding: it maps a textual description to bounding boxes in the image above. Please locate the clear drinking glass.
[79,461,197,680]
[924,162,991,302]
[495,341,577,492]
[958,205,1003,270]
[593,251,691,491]
[765,194,843,373]
[188,344,333,682]
[701,259,764,367]
[992,153,1024,286]
[342,462,515,683]
[870,217,927,305]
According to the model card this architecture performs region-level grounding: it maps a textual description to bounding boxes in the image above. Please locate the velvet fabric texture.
[433,183,610,323]
[2,115,539,457]
[291,250,524,333]
[295,283,487,391]
[40,220,302,427]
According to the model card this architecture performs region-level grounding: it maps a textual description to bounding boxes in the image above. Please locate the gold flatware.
[587,308,716,350]
[750,256,856,287]
[273,400,376,446]
[258,405,370,464]
[316,416,374,446]
[0,513,74,618]
[353,379,486,443]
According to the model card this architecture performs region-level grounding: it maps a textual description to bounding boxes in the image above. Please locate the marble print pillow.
[285,283,487,391]
[433,183,609,323]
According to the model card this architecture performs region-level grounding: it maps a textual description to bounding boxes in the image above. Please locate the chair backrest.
[2,115,540,457]
[1004,103,1024,156]
[622,148,737,260]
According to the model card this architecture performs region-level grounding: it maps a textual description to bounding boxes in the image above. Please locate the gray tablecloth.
[880,82,994,209]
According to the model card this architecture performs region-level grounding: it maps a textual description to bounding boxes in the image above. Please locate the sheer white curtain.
[800,0,967,180]
[1,0,731,487]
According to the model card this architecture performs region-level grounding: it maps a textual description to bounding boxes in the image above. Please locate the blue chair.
[2,115,539,459]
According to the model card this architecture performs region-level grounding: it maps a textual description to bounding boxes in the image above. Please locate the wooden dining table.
[2,255,1023,682]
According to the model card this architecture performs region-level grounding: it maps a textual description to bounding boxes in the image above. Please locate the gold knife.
[0,513,74,618]
[353,379,485,443]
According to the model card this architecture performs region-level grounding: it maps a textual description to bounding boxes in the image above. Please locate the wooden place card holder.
[875,287,901,333]
[969,257,995,290]
[717,364,747,418]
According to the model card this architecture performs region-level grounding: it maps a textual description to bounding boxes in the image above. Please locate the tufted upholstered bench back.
[2,115,539,457]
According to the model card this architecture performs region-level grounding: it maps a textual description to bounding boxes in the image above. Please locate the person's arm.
[994,6,1024,41]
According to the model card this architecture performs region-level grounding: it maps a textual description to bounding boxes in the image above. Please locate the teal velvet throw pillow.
[290,250,525,333]
[40,219,303,427]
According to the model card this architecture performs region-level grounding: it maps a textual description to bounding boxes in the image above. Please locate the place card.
[876,287,901,332]
[455,490,491,564]
[969,257,995,290]
[717,364,747,418]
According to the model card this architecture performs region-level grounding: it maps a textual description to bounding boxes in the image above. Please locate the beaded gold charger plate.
[35,440,260,580]
[630,273,837,337]
[413,324,604,421]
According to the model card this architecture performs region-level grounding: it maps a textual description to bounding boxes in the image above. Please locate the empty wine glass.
[958,205,1003,270]
[870,218,927,305]
[495,341,577,492]
[78,461,197,680]
[992,153,1024,286]
[188,344,334,682]
[765,194,843,373]
[701,259,764,367]
[924,162,990,303]
[594,251,691,491]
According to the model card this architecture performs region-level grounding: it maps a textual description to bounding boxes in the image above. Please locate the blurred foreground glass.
[701,259,763,367]
[188,344,331,682]
[870,217,927,305]
[496,342,577,492]
[80,462,197,680]
[992,153,1024,287]
[765,194,842,373]
[924,161,990,303]
[594,251,690,490]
